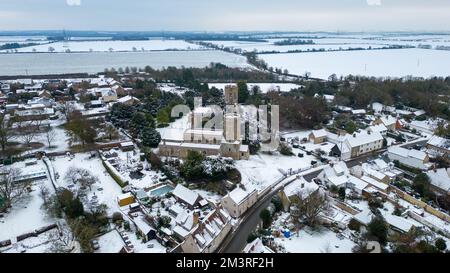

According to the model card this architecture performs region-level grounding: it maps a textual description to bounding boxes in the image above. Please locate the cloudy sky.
[0,0,449,32]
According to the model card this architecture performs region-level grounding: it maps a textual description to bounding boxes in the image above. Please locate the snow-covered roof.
[413,110,426,116]
[427,168,450,192]
[310,129,327,138]
[352,109,366,115]
[379,115,397,126]
[120,141,134,147]
[243,238,274,253]
[133,216,154,235]
[327,175,349,187]
[410,120,438,133]
[185,129,223,137]
[354,210,374,225]
[345,131,383,148]
[373,159,389,170]
[96,230,125,253]
[360,175,389,191]
[427,135,450,151]
[382,213,417,233]
[348,175,368,191]
[173,225,190,238]
[390,146,428,161]
[367,124,388,133]
[173,184,200,207]
[226,183,257,205]
[320,161,350,183]
[117,95,140,104]
[283,177,319,199]
[362,164,388,181]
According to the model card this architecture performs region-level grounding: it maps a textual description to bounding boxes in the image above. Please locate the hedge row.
[101,159,129,188]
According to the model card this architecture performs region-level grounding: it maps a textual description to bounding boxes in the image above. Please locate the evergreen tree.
[141,127,161,148]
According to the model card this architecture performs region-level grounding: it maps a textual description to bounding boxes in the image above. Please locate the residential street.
[219,169,323,253]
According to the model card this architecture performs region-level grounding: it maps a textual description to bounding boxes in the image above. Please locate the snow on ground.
[0,50,251,76]
[274,228,356,253]
[3,40,204,53]
[1,229,60,253]
[0,160,55,242]
[235,152,317,191]
[50,153,123,215]
[157,114,190,141]
[203,40,390,54]
[259,48,450,79]
[208,83,302,93]
[193,189,222,203]
[271,212,355,253]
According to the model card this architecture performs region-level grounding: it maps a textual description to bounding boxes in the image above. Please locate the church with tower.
[158,85,250,160]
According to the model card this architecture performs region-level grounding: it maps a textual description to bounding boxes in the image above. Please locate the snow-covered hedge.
[101,157,129,188]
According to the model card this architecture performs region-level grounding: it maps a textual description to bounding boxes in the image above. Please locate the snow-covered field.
[202,39,387,53]
[0,50,250,76]
[4,39,203,53]
[259,48,450,79]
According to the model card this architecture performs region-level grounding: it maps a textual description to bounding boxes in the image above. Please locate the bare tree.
[64,167,97,191]
[292,188,328,227]
[45,125,57,148]
[64,167,81,184]
[0,114,13,152]
[48,223,76,253]
[20,127,37,148]
[61,102,76,123]
[104,124,118,141]
[0,168,28,209]
[39,184,51,207]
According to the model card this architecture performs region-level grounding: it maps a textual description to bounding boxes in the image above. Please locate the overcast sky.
[0,0,449,32]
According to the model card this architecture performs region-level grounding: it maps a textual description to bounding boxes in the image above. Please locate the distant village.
[0,72,449,254]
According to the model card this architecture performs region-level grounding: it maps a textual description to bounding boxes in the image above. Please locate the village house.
[317,161,350,189]
[179,207,231,253]
[353,210,418,235]
[426,135,450,162]
[345,131,384,158]
[308,129,328,144]
[387,146,430,170]
[117,95,140,106]
[172,184,202,210]
[133,215,157,242]
[426,168,450,196]
[367,124,388,136]
[221,183,258,218]
[409,119,439,135]
[88,87,118,103]
[27,97,55,108]
[278,176,319,211]
[373,115,398,131]
[14,107,55,122]
[331,130,384,160]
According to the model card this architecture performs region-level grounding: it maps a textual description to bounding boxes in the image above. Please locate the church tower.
[224,85,239,105]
